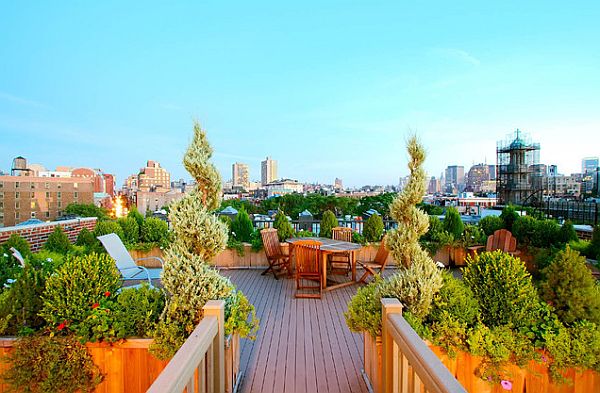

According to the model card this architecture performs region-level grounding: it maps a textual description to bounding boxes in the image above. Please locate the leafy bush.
[230,208,254,243]
[422,215,444,241]
[127,206,145,229]
[319,210,338,238]
[250,230,264,252]
[589,225,600,260]
[512,215,537,246]
[1,234,31,288]
[2,334,102,393]
[540,247,600,325]
[568,239,592,257]
[462,225,486,247]
[558,220,578,244]
[93,220,124,241]
[140,217,170,245]
[463,251,541,328]
[429,270,479,326]
[345,277,386,337]
[500,205,520,231]
[75,228,95,247]
[478,215,503,236]
[443,207,464,239]
[117,217,140,244]
[532,219,560,248]
[363,214,384,242]
[224,290,259,339]
[296,230,316,238]
[29,250,65,275]
[352,232,367,245]
[0,263,46,335]
[40,253,122,332]
[64,202,109,220]
[273,210,294,242]
[544,321,600,378]
[43,226,71,254]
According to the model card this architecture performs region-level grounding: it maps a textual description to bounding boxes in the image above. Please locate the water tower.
[11,156,31,176]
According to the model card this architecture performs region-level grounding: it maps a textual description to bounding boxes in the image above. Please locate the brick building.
[0,175,93,227]
[0,217,97,251]
[137,160,171,192]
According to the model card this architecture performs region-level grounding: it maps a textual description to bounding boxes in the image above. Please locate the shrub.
[296,229,316,238]
[75,228,95,247]
[117,217,140,244]
[319,210,338,238]
[363,214,384,242]
[345,277,386,337]
[127,206,145,229]
[0,234,31,288]
[478,215,503,236]
[443,207,464,239]
[352,232,367,245]
[512,215,537,246]
[532,219,560,248]
[250,230,264,252]
[29,250,65,276]
[463,250,541,328]
[429,270,479,326]
[40,253,122,331]
[230,208,254,243]
[93,220,124,241]
[589,225,600,259]
[64,202,108,220]
[500,205,520,231]
[558,220,578,244]
[422,215,443,241]
[540,247,600,325]
[462,225,486,247]
[2,334,102,393]
[224,290,259,339]
[273,210,294,242]
[43,226,71,254]
[544,321,600,379]
[0,263,46,335]
[140,217,169,245]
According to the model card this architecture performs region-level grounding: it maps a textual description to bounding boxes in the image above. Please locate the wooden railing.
[148,300,225,393]
[381,299,466,393]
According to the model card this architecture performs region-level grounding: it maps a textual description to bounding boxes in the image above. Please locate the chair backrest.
[373,235,390,267]
[332,227,353,242]
[261,228,283,259]
[486,229,517,253]
[97,233,138,271]
[294,240,322,275]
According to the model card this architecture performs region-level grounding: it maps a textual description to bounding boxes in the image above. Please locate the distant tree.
[319,210,339,238]
[500,205,520,231]
[118,216,140,244]
[478,215,503,236]
[127,206,145,229]
[558,220,578,244]
[363,214,384,242]
[443,207,464,239]
[64,203,108,220]
[44,226,71,254]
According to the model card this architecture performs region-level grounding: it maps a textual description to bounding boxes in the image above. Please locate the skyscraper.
[444,165,465,193]
[582,157,599,174]
[233,162,250,189]
[261,157,277,186]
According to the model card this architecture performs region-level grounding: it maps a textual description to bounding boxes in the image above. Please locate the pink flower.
[541,354,548,363]
[92,303,100,309]
[501,380,512,390]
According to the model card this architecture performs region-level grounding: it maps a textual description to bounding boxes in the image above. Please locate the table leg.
[351,251,356,282]
[321,251,328,289]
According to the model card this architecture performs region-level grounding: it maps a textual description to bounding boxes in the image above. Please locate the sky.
[1,1,599,188]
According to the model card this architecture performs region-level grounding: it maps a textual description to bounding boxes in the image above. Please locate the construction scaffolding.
[496,129,541,205]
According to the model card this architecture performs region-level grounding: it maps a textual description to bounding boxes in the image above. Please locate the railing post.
[382,298,403,393]
[204,300,225,393]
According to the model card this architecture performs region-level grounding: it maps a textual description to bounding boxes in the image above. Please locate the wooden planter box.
[361,333,600,393]
[433,246,451,266]
[0,334,241,393]
[451,246,467,267]
[129,247,165,268]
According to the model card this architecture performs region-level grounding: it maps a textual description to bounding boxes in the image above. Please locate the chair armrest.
[135,256,164,267]
[120,265,153,286]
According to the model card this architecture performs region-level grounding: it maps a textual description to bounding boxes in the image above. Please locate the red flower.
[104,291,111,297]
[92,303,100,309]
[57,321,67,331]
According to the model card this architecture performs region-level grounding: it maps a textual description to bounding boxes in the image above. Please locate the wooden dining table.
[286,237,362,291]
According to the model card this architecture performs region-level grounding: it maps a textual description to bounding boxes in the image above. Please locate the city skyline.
[1,2,599,187]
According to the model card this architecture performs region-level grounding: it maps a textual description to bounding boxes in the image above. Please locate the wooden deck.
[221,269,370,393]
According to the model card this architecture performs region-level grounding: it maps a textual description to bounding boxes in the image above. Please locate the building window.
[58,211,63,217]
[74,182,78,188]
[45,182,49,189]
[45,211,50,218]
[46,191,50,198]
[15,212,19,220]
[0,201,3,208]
[0,182,3,189]
[15,201,20,209]
[15,192,20,198]
[58,201,62,208]
[31,183,35,189]
[31,192,35,199]
[31,212,36,218]
[15,182,20,188]
[30,201,35,209]
[57,192,62,199]
[74,191,78,198]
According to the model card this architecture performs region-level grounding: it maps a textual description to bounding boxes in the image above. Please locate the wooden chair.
[260,228,291,279]
[357,236,390,283]
[294,240,322,298]
[329,227,354,275]
[486,229,520,255]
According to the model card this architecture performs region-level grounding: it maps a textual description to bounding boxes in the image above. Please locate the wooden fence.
[147,300,225,393]
[381,299,466,393]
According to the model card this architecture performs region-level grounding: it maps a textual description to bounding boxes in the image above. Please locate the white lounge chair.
[9,247,26,267]
[97,233,163,286]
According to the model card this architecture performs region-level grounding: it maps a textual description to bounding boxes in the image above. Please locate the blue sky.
[1,1,599,187]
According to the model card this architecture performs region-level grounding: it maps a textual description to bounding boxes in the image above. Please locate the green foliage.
[512,215,537,246]
[250,230,264,252]
[478,215,504,236]
[2,334,102,393]
[224,290,259,338]
[114,284,165,338]
[93,220,125,241]
[363,214,384,242]
[540,247,600,325]
[64,202,108,220]
[273,210,294,242]
[230,208,254,243]
[500,205,520,231]
[345,277,386,337]
[44,226,71,254]
[417,203,444,216]
[296,230,316,238]
[76,228,95,247]
[40,253,122,331]
[127,206,145,229]
[463,251,541,328]
[0,263,46,335]
[218,199,260,215]
[117,217,140,244]
[352,232,367,245]
[558,221,578,244]
[319,210,338,238]
[429,270,479,326]
[532,219,560,248]
[568,239,592,257]
[462,225,486,247]
[544,321,600,378]
[1,234,31,288]
[422,216,443,241]
[226,238,245,256]
[430,314,468,358]
[29,250,65,276]
[140,217,170,246]
[443,207,464,239]
[589,225,600,259]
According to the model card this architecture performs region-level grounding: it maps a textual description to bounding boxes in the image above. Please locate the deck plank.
[222,269,369,393]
